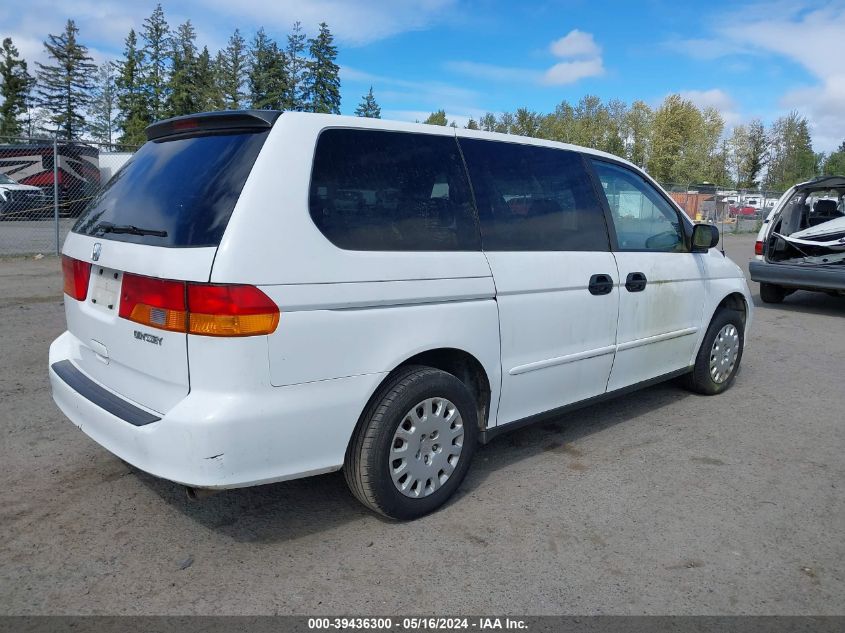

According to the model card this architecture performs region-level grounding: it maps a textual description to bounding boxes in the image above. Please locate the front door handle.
[588,274,614,296]
[625,272,648,292]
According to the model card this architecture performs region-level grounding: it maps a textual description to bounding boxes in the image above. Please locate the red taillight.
[62,255,91,301]
[187,284,280,337]
[119,273,187,332]
[755,240,763,256]
[118,273,279,337]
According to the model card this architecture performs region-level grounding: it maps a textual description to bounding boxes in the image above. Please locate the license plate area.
[90,266,123,313]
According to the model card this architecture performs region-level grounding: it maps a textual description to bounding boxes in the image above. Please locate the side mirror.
[691,224,719,252]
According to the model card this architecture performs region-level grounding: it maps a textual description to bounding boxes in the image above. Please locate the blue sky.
[4,0,844,151]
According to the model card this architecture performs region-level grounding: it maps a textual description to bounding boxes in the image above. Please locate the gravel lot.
[0,219,74,256]
[1,233,843,615]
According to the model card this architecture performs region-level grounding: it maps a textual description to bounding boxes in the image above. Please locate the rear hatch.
[61,111,279,413]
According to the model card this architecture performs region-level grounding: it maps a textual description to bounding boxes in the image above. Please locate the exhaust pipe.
[185,486,219,501]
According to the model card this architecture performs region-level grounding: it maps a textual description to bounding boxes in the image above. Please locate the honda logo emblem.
[92,243,102,262]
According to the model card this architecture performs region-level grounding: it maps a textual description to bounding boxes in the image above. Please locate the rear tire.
[683,308,745,395]
[760,282,786,304]
[344,365,478,520]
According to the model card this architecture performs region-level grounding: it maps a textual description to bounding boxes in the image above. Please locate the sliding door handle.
[625,272,648,292]
[588,274,614,296]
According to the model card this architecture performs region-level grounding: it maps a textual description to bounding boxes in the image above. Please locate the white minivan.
[50,111,752,519]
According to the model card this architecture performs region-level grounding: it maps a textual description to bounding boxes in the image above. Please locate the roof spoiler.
[145,110,283,141]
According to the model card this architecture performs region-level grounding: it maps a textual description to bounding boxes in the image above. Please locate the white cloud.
[543,58,605,86]
[781,75,845,152]
[447,29,604,87]
[341,66,479,107]
[719,3,845,151]
[443,61,541,83]
[549,30,600,59]
[677,89,734,111]
[343,67,486,123]
[666,1,845,152]
[193,0,456,46]
[0,0,456,69]
[662,37,750,61]
[676,89,741,126]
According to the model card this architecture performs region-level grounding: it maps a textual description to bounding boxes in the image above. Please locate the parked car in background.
[751,176,845,303]
[730,204,759,217]
[50,111,753,520]
[0,172,50,220]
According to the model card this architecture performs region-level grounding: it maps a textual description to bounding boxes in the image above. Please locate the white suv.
[49,111,752,519]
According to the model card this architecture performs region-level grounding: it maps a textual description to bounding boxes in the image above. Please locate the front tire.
[344,366,478,520]
[760,282,786,304]
[683,308,745,395]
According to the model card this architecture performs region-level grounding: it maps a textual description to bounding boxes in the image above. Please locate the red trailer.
[0,142,100,216]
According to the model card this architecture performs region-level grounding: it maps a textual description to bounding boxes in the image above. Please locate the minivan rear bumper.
[49,331,386,489]
[749,260,845,291]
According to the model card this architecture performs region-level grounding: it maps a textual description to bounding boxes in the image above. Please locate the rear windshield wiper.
[94,221,168,238]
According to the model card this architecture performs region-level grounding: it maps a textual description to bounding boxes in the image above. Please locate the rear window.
[73,131,269,247]
[309,129,480,251]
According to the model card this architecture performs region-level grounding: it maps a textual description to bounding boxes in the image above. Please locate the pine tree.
[354,86,381,118]
[195,46,222,112]
[89,62,118,148]
[219,29,247,109]
[167,20,198,116]
[141,3,171,121]
[34,20,96,139]
[479,113,497,132]
[248,28,287,110]
[303,23,340,114]
[424,110,447,126]
[0,37,33,137]
[284,21,307,110]
[115,29,148,146]
[465,118,479,130]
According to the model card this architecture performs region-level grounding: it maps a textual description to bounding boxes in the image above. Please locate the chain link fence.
[0,136,138,255]
[662,183,785,234]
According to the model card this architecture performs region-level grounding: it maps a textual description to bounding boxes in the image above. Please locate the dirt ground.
[1,233,843,615]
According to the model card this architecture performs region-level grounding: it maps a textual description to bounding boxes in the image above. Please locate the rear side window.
[309,129,480,251]
[459,138,610,251]
[74,131,269,247]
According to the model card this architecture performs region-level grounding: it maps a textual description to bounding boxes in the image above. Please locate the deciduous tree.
[765,111,817,190]
[89,62,119,147]
[822,140,845,176]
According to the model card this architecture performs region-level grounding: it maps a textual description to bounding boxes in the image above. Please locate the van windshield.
[73,131,269,247]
